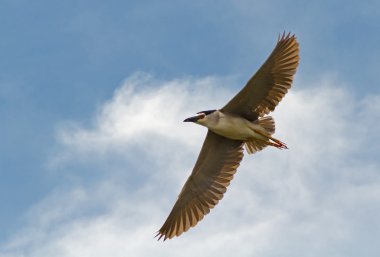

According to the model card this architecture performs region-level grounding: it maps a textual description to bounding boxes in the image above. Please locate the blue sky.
[1,1,380,256]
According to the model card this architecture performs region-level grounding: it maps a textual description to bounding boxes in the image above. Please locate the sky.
[0,0,379,256]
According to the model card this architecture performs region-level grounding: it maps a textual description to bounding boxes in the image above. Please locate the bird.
[156,32,299,241]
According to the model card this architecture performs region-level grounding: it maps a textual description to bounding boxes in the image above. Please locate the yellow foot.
[270,140,288,150]
[254,129,288,150]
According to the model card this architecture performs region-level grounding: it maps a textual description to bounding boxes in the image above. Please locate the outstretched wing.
[156,131,244,240]
[223,33,300,120]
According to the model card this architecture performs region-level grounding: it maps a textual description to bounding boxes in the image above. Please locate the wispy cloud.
[1,73,379,257]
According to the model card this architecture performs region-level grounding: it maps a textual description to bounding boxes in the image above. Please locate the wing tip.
[277,31,298,43]
[155,230,169,241]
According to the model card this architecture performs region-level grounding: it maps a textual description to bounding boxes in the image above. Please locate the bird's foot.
[270,138,288,150]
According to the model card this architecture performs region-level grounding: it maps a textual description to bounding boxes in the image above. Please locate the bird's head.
[183,110,217,124]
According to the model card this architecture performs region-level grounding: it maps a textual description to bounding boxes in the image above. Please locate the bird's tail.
[255,116,275,135]
[245,116,287,154]
[245,139,268,154]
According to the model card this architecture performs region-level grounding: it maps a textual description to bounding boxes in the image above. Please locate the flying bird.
[156,32,299,241]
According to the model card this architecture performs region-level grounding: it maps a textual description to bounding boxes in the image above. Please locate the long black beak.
[183,115,201,122]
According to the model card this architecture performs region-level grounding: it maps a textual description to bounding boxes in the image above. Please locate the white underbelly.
[208,117,265,141]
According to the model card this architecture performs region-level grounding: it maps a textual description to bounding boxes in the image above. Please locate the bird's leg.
[271,140,288,150]
[265,140,287,149]
[253,129,288,150]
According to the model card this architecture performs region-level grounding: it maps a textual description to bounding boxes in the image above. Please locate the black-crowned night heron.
[156,32,299,241]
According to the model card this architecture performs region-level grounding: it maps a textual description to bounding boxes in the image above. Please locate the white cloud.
[1,73,379,257]
[51,73,234,166]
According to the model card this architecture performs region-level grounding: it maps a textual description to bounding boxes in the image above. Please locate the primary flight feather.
[156,32,299,241]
